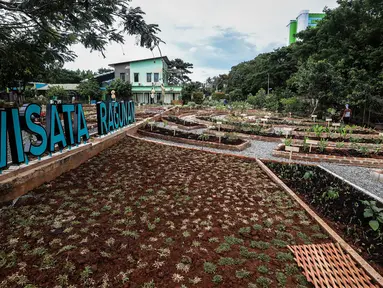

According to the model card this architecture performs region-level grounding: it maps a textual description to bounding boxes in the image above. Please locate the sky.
[64,0,338,82]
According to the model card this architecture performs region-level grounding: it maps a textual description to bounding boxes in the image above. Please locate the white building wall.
[297,10,309,33]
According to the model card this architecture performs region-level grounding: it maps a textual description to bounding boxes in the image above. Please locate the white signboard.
[332,123,341,127]
[285,146,300,152]
[326,118,332,122]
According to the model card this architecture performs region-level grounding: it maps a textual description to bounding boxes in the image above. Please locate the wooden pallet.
[288,243,379,288]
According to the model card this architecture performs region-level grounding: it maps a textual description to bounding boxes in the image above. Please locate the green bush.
[280,97,304,114]
[192,92,204,104]
[47,86,68,101]
[247,88,267,108]
[212,92,226,101]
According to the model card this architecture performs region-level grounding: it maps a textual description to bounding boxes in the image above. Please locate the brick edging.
[256,159,383,286]
[137,129,251,151]
[273,144,383,168]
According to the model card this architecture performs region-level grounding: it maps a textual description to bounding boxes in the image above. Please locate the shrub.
[280,97,303,114]
[192,92,204,104]
[47,85,68,101]
[212,92,226,101]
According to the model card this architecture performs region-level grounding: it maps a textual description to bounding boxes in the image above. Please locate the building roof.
[35,84,79,91]
[132,86,182,93]
[109,56,171,67]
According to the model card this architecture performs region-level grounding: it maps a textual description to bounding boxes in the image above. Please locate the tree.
[97,68,114,75]
[107,79,132,100]
[77,79,102,102]
[181,82,203,104]
[288,58,343,115]
[0,0,162,90]
[167,59,193,85]
[46,86,68,101]
[191,92,204,105]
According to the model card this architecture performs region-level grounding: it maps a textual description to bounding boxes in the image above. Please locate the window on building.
[154,73,159,82]
[147,73,152,82]
[120,73,125,81]
[134,73,139,82]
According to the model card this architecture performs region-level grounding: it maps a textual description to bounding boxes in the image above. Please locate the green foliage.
[361,201,383,232]
[77,78,102,101]
[235,269,251,279]
[46,86,68,101]
[212,92,226,101]
[224,1,383,122]
[0,0,162,89]
[203,262,217,274]
[229,88,245,102]
[107,79,132,100]
[280,97,304,114]
[318,138,328,152]
[247,88,266,108]
[192,92,204,104]
[168,58,193,85]
[212,275,223,284]
[255,276,273,287]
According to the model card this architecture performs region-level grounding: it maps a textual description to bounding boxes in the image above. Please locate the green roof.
[132,86,182,93]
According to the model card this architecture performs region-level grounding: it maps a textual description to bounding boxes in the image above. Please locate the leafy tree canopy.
[0,0,162,89]
[168,58,194,85]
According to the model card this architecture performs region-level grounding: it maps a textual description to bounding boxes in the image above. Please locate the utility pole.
[267,73,270,95]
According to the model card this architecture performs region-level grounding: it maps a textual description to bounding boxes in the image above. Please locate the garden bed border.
[137,129,251,151]
[273,144,383,168]
[256,158,383,286]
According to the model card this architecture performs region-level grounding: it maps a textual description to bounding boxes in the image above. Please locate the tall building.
[287,10,325,45]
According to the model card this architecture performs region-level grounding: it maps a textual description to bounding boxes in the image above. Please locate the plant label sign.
[306,139,318,152]
[0,103,89,170]
[332,123,341,127]
[285,145,299,162]
[312,115,317,122]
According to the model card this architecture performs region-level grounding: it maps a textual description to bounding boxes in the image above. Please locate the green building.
[287,10,325,45]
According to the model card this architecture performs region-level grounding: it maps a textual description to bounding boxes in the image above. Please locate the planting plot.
[265,161,383,276]
[2,137,339,287]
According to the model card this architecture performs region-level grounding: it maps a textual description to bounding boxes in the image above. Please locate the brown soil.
[0,137,332,287]
[281,146,383,159]
[141,125,245,146]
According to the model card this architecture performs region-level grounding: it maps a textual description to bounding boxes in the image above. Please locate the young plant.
[313,125,325,137]
[198,133,210,141]
[336,141,345,149]
[361,200,383,231]
[322,187,340,201]
[284,137,293,147]
[318,138,328,152]
[203,262,217,274]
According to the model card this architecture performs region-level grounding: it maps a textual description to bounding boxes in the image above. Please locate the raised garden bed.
[138,126,251,151]
[162,116,206,130]
[273,144,383,168]
[263,160,383,276]
[0,137,338,287]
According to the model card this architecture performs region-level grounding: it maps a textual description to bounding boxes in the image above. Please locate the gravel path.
[140,135,383,201]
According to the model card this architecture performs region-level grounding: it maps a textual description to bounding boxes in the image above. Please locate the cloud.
[65,0,338,81]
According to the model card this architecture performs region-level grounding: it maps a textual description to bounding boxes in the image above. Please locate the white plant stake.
[217,121,222,132]
[285,146,300,162]
[312,115,317,122]
[326,118,332,127]
[306,139,318,153]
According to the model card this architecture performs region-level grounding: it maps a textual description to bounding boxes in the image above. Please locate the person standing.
[342,104,352,124]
